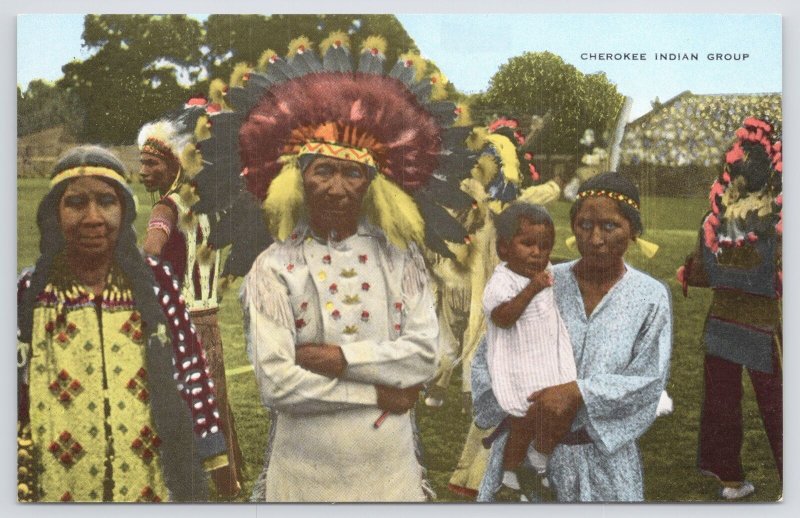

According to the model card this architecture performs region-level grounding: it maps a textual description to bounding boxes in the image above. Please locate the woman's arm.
[470,338,507,429]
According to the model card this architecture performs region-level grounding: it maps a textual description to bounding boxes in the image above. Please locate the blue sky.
[17,13,782,120]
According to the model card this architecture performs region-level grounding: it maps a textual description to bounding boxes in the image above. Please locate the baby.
[483,201,577,475]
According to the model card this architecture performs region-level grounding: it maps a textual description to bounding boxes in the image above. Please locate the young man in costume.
[137,110,243,497]
[678,117,783,499]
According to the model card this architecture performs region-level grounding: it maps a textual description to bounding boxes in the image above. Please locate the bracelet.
[148,217,172,238]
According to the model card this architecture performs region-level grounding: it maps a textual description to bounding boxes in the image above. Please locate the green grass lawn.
[17,178,781,502]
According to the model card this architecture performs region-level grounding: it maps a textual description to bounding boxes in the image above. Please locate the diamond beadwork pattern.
[48,369,83,406]
[130,425,162,465]
[125,367,150,402]
[47,430,85,468]
[137,485,163,503]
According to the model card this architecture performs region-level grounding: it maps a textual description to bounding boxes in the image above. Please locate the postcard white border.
[5,1,798,517]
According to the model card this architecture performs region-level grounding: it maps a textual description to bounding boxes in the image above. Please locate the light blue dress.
[475,260,672,502]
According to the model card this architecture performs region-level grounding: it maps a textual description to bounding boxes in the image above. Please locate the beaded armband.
[148,216,173,238]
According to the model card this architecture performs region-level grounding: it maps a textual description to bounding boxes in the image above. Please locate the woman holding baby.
[474,172,673,502]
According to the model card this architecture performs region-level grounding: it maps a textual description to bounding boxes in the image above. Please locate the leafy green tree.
[58,15,204,144]
[475,51,624,154]
[18,80,83,137]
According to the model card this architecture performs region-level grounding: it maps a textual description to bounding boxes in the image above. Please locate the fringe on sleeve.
[240,248,295,330]
[401,243,430,298]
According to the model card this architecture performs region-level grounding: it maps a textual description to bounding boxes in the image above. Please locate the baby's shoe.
[721,481,755,500]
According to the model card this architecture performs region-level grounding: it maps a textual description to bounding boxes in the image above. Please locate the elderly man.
[232,34,468,502]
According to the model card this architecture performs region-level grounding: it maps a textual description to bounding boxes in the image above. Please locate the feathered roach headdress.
[137,96,272,278]
[192,33,472,262]
[136,104,207,195]
[463,117,526,206]
[484,117,543,185]
[704,117,782,254]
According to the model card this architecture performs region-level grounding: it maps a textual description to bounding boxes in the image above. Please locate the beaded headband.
[50,166,127,188]
[298,141,377,169]
[141,137,179,163]
[577,189,640,211]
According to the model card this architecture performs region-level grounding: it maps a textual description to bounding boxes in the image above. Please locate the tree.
[18,80,83,137]
[44,14,440,144]
[474,51,624,155]
[58,15,204,144]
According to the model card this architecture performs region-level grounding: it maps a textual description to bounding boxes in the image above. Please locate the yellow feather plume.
[180,143,203,178]
[398,52,427,82]
[362,174,424,250]
[196,243,214,266]
[635,238,660,259]
[229,62,251,89]
[429,71,448,101]
[208,78,230,111]
[194,114,211,142]
[466,127,489,152]
[487,199,505,215]
[454,103,472,127]
[445,240,473,269]
[458,177,488,234]
[485,133,521,186]
[178,183,199,207]
[319,31,350,55]
[288,36,313,57]
[217,274,234,299]
[263,159,306,241]
[725,192,773,221]
[361,35,387,56]
[179,210,197,234]
[471,154,499,186]
[256,49,279,72]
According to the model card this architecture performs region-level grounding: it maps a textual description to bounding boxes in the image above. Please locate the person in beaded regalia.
[190,33,472,501]
[17,146,227,502]
[678,117,783,500]
[137,99,244,497]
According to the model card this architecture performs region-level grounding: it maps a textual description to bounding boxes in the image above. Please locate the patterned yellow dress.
[18,257,227,502]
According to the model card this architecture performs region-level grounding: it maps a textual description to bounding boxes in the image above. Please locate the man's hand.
[376,384,424,414]
[527,381,582,454]
[295,344,346,378]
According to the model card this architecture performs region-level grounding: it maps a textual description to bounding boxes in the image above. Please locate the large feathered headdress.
[191,33,472,263]
[704,117,782,254]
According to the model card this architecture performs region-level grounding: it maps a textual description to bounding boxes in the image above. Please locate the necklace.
[47,255,132,309]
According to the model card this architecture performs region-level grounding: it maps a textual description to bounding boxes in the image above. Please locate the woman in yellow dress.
[17,146,227,502]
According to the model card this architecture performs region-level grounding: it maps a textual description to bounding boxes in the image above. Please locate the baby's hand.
[529,269,553,290]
